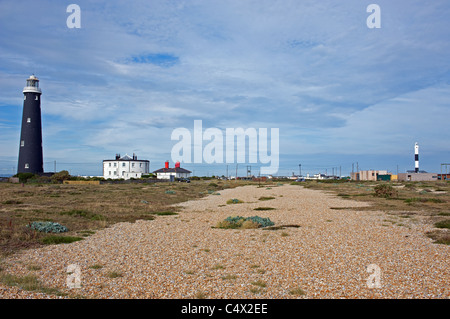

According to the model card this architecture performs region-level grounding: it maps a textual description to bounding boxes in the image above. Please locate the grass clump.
[251,280,267,288]
[258,196,275,201]
[41,235,83,245]
[405,198,445,204]
[0,273,66,296]
[90,264,103,269]
[152,211,178,216]
[226,198,244,204]
[289,287,306,296]
[434,220,450,229]
[107,271,123,278]
[253,207,275,211]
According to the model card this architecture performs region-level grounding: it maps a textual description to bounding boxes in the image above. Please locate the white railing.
[23,86,42,93]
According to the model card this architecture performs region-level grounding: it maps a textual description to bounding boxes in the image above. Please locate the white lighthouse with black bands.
[17,75,44,174]
[414,142,419,173]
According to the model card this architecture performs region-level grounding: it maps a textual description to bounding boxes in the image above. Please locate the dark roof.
[153,167,191,174]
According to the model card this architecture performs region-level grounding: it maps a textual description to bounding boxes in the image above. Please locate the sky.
[0,0,449,177]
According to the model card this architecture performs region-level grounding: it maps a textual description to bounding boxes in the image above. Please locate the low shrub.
[28,221,68,233]
[374,184,398,198]
[226,199,244,204]
[216,216,275,229]
[258,196,275,201]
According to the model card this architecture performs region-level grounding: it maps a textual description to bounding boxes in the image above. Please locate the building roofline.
[153,167,191,173]
[103,159,150,163]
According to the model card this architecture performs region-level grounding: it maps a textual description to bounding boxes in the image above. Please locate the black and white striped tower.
[414,142,419,173]
[17,75,43,174]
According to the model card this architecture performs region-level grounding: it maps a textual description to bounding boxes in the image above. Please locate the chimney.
[175,161,180,168]
[115,154,120,160]
[165,161,169,169]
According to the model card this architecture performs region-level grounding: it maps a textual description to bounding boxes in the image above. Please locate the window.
[25,163,29,169]
[140,163,142,167]
[109,171,111,175]
[132,163,135,168]
[35,96,38,100]
[24,96,26,100]
[114,171,117,175]
[21,140,24,147]
[122,163,126,167]
[114,163,117,167]
[122,171,125,176]
[109,163,111,167]
[27,118,31,123]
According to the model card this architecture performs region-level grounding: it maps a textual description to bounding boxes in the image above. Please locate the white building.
[103,153,150,180]
[153,161,191,180]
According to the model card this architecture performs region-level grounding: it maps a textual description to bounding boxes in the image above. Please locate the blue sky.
[1,0,449,176]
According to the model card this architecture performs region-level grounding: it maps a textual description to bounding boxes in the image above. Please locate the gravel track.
[1,184,448,299]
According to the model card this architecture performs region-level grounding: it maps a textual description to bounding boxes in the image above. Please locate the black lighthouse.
[17,75,44,174]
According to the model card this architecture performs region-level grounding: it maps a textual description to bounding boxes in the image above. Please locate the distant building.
[397,172,438,182]
[153,161,191,180]
[351,170,389,181]
[103,153,150,180]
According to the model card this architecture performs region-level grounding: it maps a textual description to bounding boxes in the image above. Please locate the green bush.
[216,216,275,229]
[51,170,71,183]
[226,198,243,204]
[374,184,397,198]
[14,173,36,183]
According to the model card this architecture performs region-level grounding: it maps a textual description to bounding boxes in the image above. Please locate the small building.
[153,161,191,180]
[358,170,389,181]
[103,153,150,180]
[397,172,438,182]
[377,174,391,181]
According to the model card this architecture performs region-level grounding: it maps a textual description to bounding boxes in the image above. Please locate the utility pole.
[54,160,56,173]
[235,164,238,182]
[299,164,301,176]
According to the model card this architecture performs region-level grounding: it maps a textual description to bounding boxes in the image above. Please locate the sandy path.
[1,184,448,299]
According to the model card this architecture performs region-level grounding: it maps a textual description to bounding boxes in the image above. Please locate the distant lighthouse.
[17,75,43,174]
[414,142,419,173]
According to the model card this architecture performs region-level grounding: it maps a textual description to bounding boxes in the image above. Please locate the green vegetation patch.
[405,197,445,204]
[226,198,244,204]
[41,235,84,245]
[216,216,275,229]
[258,196,275,201]
[152,211,178,216]
[434,220,450,229]
[0,273,66,296]
[253,207,275,211]
[28,221,68,233]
